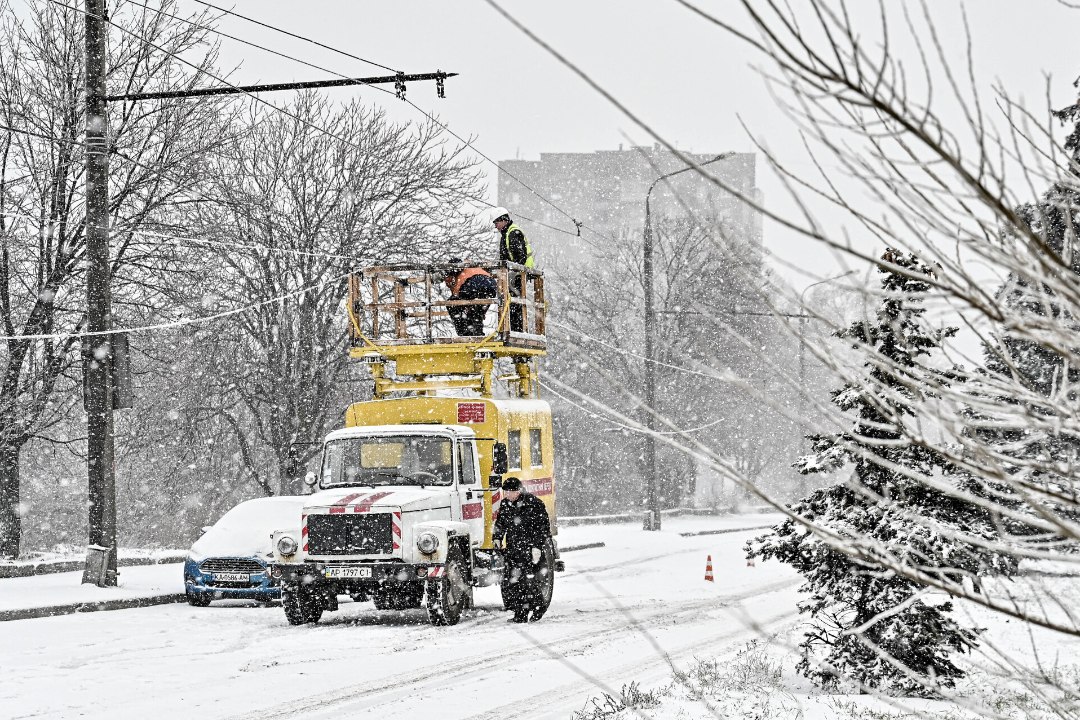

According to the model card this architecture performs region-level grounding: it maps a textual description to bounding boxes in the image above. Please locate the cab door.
[456,438,486,545]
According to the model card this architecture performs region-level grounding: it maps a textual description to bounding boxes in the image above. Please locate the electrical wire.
[540,377,724,436]
[191,0,401,75]
[0,268,355,341]
[549,318,729,382]
[174,1,604,246]
[0,208,381,263]
[126,1,390,88]
[50,0,605,250]
[1,122,81,144]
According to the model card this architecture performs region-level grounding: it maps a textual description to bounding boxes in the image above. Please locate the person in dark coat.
[493,476,552,622]
[441,259,497,336]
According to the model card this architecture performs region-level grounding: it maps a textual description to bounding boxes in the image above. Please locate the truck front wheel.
[426,547,469,626]
[282,585,323,625]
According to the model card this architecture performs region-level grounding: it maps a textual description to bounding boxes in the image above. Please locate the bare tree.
[0,0,227,558]
[188,92,485,496]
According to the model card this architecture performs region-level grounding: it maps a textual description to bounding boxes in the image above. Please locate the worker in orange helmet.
[440,258,497,336]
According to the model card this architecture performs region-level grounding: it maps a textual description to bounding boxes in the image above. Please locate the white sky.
[141,1,1080,291]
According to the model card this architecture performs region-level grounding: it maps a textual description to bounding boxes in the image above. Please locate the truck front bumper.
[271,561,444,587]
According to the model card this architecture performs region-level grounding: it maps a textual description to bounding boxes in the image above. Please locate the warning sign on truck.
[456,402,486,424]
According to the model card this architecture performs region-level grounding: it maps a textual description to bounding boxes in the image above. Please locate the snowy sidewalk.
[0,562,185,621]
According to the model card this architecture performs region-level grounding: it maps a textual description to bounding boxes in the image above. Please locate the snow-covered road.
[2,515,799,720]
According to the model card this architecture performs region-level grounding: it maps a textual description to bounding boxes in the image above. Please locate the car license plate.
[213,572,250,582]
[324,566,372,579]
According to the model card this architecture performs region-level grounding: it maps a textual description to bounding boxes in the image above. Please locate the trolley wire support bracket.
[104,71,458,102]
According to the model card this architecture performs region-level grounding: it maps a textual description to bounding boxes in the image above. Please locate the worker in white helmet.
[490,207,534,332]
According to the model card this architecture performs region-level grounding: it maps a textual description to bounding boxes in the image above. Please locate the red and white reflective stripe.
[427,566,445,578]
[351,491,392,513]
[301,513,308,552]
[392,511,402,551]
[330,492,364,514]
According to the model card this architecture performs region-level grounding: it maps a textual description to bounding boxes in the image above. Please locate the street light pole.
[642,152,733,531]
[795,270,855,496]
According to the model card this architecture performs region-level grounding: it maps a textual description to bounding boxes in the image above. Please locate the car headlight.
[416,532,439,555]
[277,535,299,556]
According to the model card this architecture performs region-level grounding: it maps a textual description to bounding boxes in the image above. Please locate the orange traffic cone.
[704,555,714,582]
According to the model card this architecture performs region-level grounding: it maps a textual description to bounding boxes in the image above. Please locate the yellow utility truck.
[270,263,560,626]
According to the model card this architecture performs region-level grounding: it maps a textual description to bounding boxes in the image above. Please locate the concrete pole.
[83,0,117,587]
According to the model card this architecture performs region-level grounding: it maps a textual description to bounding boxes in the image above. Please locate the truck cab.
[270,262,558,626]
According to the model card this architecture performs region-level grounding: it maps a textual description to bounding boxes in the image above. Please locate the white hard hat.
[490,206,511,223]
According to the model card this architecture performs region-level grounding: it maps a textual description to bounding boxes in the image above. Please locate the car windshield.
[322,435,454,488]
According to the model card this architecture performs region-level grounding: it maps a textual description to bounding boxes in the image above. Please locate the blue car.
[184,496,306,607]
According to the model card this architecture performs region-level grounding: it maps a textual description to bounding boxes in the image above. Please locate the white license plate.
[324,566,372,579]
[213,572,251,582]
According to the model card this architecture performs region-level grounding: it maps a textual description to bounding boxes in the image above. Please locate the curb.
[561,507,734,527]
[0,592,187,622]
[560,542,606,553]
[679,524,775,537]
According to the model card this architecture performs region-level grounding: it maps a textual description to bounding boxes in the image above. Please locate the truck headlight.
[416,532,439,555]
[277,535,299,556]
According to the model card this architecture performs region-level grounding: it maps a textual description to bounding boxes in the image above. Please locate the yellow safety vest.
[504,223,535,268]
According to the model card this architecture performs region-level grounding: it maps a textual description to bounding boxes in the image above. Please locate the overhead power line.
[191,0,402,75]
[177,1,599,243]
[0,269,356,342]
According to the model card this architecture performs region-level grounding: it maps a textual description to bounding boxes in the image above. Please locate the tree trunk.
[0,437,22,559]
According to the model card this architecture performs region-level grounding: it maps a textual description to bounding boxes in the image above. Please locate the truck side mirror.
[492,442,508,475]
[303,471,318,488]
[488,476,503,490]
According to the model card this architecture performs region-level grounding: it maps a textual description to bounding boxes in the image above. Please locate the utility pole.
[641,152,733,531]
[82,0,116,586]
[76,1,454,578]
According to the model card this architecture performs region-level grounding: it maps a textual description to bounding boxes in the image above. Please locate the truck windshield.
[322,435,455,488]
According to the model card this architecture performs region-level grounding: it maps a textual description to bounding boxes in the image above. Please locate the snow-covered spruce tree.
[968,98,1080,538]
[748,250,1014,696]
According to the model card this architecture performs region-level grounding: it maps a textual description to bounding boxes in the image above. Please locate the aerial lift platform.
[345,261,547,398]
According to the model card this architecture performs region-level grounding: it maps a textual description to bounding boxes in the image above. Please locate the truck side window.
[507,430,522,471]
[529,428,543,468]
[458,440,479,485]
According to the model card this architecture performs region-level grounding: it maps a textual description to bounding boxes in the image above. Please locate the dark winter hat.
[502,477,523,491]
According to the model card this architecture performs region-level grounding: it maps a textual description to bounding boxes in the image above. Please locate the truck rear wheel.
[282,585,323,625]
[427,547,468,626]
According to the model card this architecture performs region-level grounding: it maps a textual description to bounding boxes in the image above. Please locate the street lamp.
[795,270,855,495]
[642,152,734,531]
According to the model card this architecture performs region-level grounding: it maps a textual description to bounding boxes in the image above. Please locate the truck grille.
[199,558,264,574]
[307,513,394,556]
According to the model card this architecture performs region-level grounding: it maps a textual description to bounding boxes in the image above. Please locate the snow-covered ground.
[1,514,796,720]
[4,514,1076,720]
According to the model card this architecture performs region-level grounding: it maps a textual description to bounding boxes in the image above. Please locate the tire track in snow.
[464,604,799,720]
[226,578,798,720]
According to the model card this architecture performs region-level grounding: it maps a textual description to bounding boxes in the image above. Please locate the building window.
[529,429,543,468]
[507,430,522,471]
